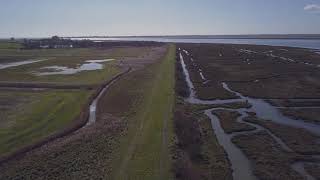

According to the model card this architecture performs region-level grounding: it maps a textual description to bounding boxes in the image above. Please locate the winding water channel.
[85,67,130,126]
[178,49,319,180]
[85,80,116,126]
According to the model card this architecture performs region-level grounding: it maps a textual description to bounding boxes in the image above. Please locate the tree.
[51,36,60,41]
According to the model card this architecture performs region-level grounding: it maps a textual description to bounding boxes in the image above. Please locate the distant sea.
[70,35,320,50]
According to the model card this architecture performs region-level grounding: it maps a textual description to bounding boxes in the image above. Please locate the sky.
[0,0,320,38]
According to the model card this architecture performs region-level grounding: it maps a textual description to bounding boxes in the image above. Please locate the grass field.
[0,46,153,85]
[0,45,175,179]
[0,46,152,62]
[0,89,92,157]
[0,59,120,85]
[0,43,174,179]
[0,45,155,158]
[0,41,23,50]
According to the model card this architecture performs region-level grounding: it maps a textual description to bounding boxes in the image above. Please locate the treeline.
[23,36,164,49]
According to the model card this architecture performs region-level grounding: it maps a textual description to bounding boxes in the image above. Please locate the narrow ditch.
[86,67,131,126]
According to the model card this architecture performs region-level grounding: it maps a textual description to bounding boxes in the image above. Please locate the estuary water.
[71,37,320,50]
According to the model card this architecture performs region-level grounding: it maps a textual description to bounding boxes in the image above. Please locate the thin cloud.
[304,4,320,12]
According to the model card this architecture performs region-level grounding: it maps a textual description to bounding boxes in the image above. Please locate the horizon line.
[2,34,320,40]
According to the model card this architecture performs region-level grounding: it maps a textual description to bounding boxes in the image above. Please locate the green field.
[0,44,176,179]
[0,89,92,156]
[0,58,119,85]
[0,45,159,159]
[0,46,152,62]
[0,41,23,50]
[0,46,152,85]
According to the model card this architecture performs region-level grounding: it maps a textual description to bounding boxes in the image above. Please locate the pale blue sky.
[0,0,320,38]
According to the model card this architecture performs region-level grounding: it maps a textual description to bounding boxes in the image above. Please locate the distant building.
[40,44,49,49]
[24,36,74,49]
[53,44,73,49]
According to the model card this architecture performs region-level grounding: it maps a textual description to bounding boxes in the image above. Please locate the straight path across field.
[114,45,175,180]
